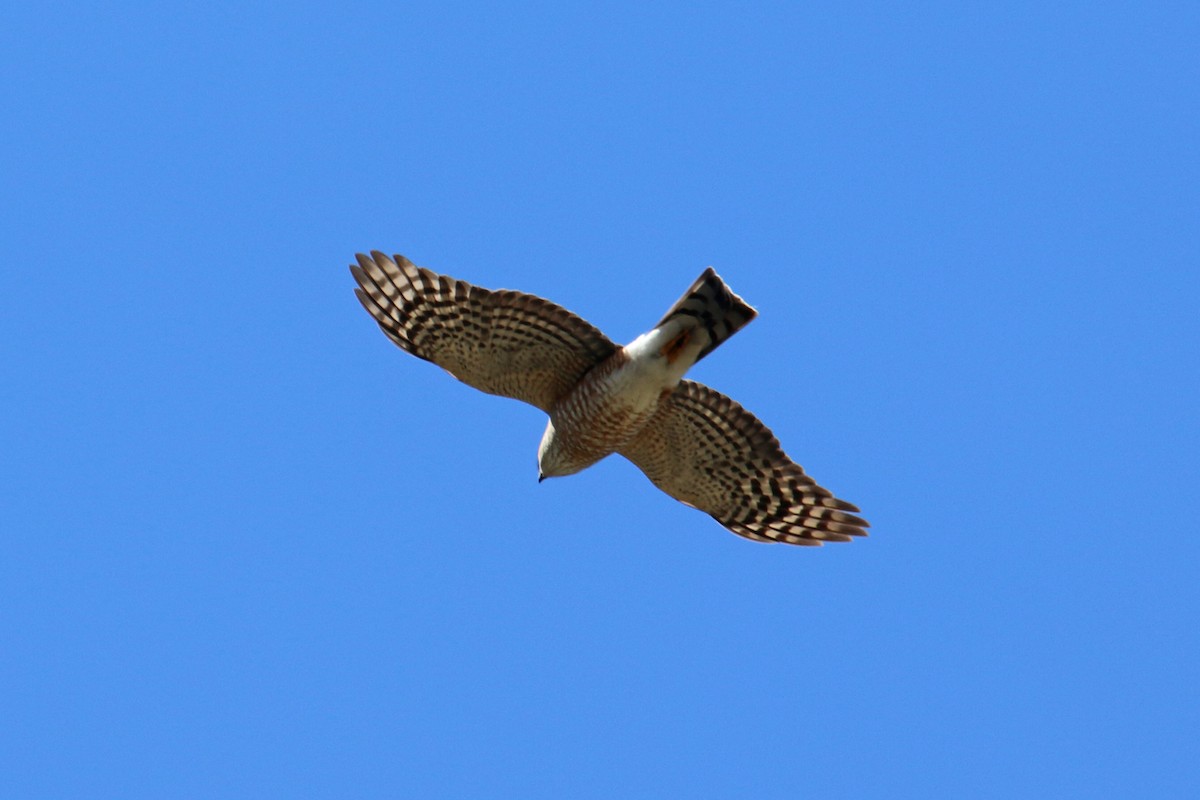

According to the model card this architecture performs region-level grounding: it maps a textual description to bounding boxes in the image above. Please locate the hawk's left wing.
[619,380,869,545]
[352,252,618,412]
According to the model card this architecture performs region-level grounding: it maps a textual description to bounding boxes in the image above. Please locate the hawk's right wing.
[352,252,618,412]
[619,380,869,545]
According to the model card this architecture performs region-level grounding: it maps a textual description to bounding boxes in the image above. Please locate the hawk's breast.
[548,349,672,473]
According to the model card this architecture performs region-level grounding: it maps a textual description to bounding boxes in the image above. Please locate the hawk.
[351,252,868,546]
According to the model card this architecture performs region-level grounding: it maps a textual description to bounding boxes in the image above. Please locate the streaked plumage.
[351,251,867,546]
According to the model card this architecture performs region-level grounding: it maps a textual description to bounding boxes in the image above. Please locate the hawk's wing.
[619,380,869,545]
[352,252,617,412]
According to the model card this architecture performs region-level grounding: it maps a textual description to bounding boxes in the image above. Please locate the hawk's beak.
[538,474,546,484]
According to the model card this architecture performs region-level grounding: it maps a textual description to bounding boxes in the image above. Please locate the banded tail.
[656,268,758,363]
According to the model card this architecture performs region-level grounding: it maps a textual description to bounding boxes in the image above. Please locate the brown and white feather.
[619,381,869,545]
[655,267,758,362]
[351,252,617,411]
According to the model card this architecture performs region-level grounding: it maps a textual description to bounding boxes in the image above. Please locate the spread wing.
[619,380,869,545]
[352,252,618,412]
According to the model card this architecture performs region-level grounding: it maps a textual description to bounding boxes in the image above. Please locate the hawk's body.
[352,252,867,546]
[538,267,754,479]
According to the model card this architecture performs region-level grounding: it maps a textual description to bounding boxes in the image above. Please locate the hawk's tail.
[655,268,758,363]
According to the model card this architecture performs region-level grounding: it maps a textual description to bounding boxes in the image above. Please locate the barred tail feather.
[656,268,758,362]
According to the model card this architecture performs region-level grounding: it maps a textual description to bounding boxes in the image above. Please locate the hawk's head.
[536,418,587,482]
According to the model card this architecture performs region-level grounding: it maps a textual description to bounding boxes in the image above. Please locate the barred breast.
[544,350,668,475]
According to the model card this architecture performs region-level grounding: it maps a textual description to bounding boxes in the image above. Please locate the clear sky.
[3,2,1197,797]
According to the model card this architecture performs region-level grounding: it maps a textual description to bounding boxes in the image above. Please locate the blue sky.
[2,2,1197,797]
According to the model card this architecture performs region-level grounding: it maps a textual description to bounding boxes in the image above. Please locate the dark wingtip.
[837,512,869,529]
[834,499,862,514]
